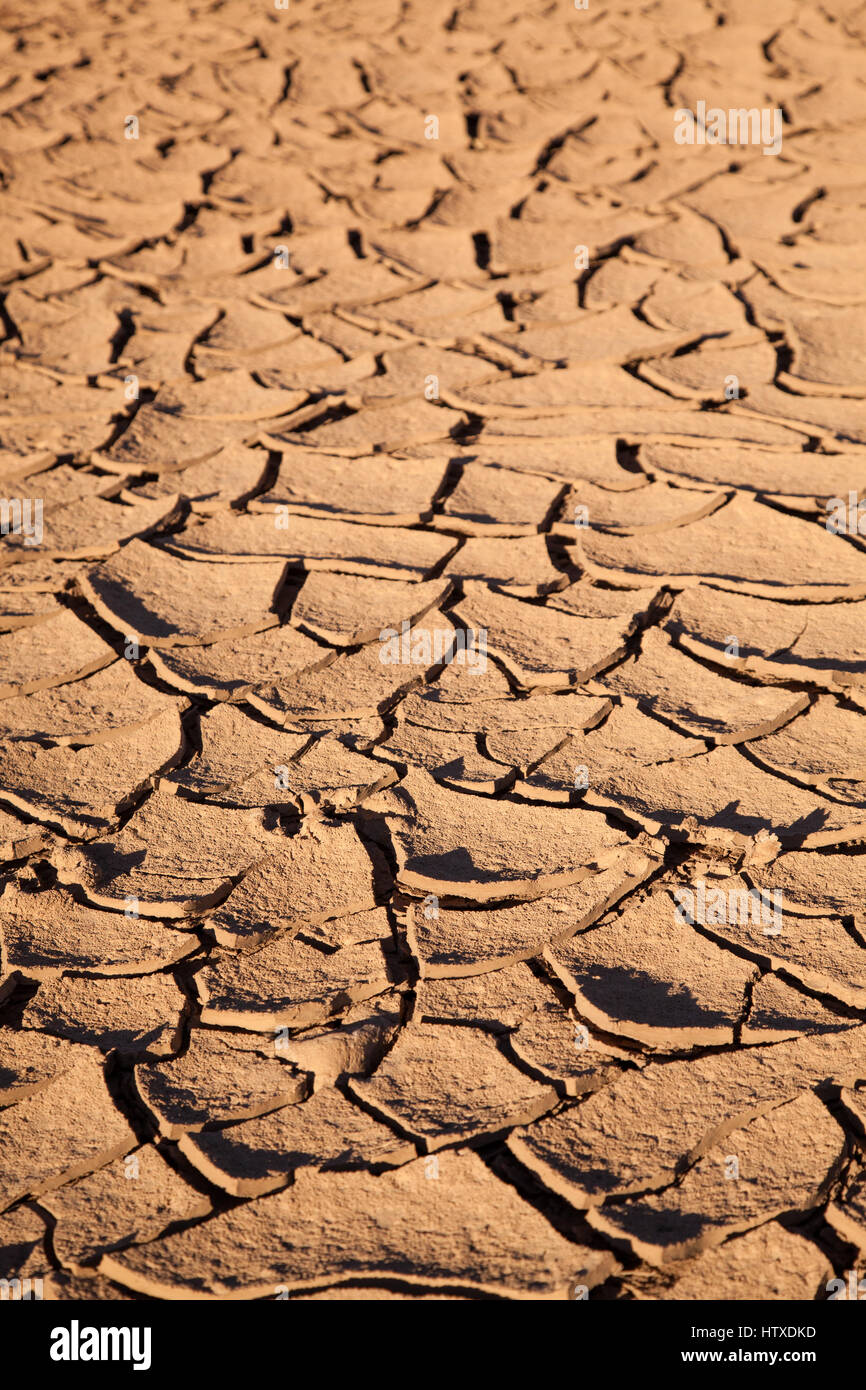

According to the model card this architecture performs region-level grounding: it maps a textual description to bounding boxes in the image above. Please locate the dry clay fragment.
[684,874,866,1010]
[272,993,400,1088]
[489,305,697,372]
[749,848,866,919]
[0,1028,80,1105]
[342,280,496,339]
[826,1161,866,1253]
[748,696,866,788]
[545,890,757,1048]
[390,769,634,902]
[2,492,180,561]
[530,704,866,849]
[96,402,254,474]
[149,622,331,701]
[0,1204,47,1283]
[480,728,579,782]
[508,1022,866,1208]
[199,935,396,1031]
[588,1093,845,1265]
[0,559,83,597]
[403,678,609,739]
[643,441,866,503]
[743,243,866,312]
[0,453,55,491]
[249,447,447,524]
[272,736,395,815]
[0,462,121,520]
[599,628,809,744]
[376,714,514,792]
[21,971,185,1058]
[454,362,683,416]
[118,302,223,385]
[258,261,422,318]
[443,534,567,595]
[253,346,375,398]
[632,208,729,270]
[0,416,121,466]
[665,585,866,690]
[399,656,514,722]
[275,399,466,456]
[480,405,800,448]
[42,1145,211,1274]
[655,1222,833,1302]
[305,906,395,952]
[0,804,51,864]
[509,999,638,1098]
[165,702,308,802]
[366,228,480,282]
[0,589,59,633]
[415,962,561,1032]
[582,254,664,313]
[438,462,564,536]
[147,442,271,513]
[547,584,662,623]
[454,582,644,688]
[290,572,451,646]
[579,493,866,599]
[169,511,455,581]
[0,1049,136,1212]
[406,850,655,977]
[467,720,603,786]
[488,211,660,276]
[350,1021,557,1151]
[783,306,866,395]
[742,973,845,1044]
[358,342,498,407]
[583,740,866,850]
[152,371,302,423]
[0,707,183,836]
[464,437,647,490]
[0,659,182,744]
[637,339,776,402]
[135,1028,308,1138]
[377,611,496,708]
[172,706,390,813]
[79,540,288,647]
[0,606,114,698]
[205,823,379,949]
[520,700,704,805]
[101,1148,617,1299]
[179,1084,416,1198]
[247,638,428,727]
[552,479,726,537]
[52,788,278,917]
[0,880,194,978]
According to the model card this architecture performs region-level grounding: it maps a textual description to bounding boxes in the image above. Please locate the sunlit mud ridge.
[1,0,866,1303]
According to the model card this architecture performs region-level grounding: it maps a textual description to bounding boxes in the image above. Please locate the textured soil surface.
[1,0,866,1302]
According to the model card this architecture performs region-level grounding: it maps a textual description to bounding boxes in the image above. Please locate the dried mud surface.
[1,0,865,1303]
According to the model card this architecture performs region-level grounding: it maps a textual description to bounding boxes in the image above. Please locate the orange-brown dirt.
[1,0,865,1302]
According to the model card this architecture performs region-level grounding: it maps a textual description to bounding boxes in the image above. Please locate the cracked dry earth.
[1,0,866,1308]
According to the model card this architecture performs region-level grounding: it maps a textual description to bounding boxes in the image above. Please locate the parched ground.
[1,0,866,1303]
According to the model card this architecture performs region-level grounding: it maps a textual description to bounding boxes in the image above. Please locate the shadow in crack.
[576,964,732,1031]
